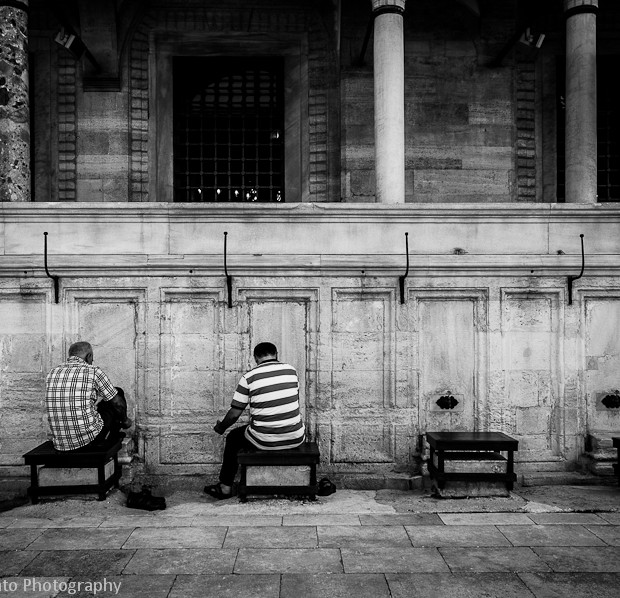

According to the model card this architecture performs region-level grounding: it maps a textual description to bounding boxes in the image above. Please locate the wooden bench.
[613,437,620,486]
[23,438,123,504]
[237,442,320,503]
[426,431,518,492]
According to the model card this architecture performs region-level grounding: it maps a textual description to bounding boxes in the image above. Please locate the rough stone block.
[431,454,506,474]
[38,459,115,486]
[245,465,311,486]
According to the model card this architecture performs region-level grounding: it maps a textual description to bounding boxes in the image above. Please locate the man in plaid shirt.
[46,341,131,451]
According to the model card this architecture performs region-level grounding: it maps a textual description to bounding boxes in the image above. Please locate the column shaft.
[564,0,598,204]
[0,0,30,202]
[373,0,405,203]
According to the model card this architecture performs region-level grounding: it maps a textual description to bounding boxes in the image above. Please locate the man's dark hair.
[68,341,92,358]
[254,342,278,360]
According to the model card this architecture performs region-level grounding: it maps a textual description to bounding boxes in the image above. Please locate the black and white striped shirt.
[231,360,305,450]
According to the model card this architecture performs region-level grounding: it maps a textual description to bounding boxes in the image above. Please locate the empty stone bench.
[426,431,518,497]
[23,438,123,504]
[237,442,320,502]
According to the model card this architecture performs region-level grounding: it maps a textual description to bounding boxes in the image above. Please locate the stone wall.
[1,203,620,487]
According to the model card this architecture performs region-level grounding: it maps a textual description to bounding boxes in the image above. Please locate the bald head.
[68,341,93,363]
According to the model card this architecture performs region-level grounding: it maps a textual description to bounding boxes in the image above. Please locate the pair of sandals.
[204,483,233,500]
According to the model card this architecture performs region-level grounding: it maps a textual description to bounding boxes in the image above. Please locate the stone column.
[0,0,30,202]
[564,0,598,204]
[372,0,406,204]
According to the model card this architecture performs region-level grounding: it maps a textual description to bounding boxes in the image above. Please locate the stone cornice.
[1,202,620,222]
[2,203,619,278]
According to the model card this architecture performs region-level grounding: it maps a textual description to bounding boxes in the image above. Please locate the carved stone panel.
[331,290,393,410]
[501,291,560,459]
[331,420,394,463]
[417,295,480,433]
[0,292,48,461]
[71,291,146,426]
[240,289,318,426]
[585,297,620,434]
[160,291,221,415]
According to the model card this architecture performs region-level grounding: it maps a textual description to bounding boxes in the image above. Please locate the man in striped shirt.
[205,342,305,499]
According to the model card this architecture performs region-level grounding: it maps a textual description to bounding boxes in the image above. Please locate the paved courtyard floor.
[1,483,619,597]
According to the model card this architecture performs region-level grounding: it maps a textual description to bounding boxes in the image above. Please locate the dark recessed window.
[173,57,284,202]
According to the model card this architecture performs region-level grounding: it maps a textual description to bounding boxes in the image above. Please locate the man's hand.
[214,407,244,435]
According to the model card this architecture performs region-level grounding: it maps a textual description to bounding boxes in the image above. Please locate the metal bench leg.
[507,450,514,491]
[309,463,317,501]
[97,463,107,501]
[29,464,39,505]
[239,464,248,503]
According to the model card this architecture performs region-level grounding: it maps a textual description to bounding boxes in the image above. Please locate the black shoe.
[127,487,166,511]
[318,477,336,496]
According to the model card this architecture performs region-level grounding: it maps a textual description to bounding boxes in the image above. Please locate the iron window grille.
[173,57,285,202]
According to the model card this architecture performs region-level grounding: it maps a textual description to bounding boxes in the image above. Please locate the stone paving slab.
[405,525,512,547]
[341,547,450,573]
[317,524,412,548]
[0,528,43,549]
[532,546,620,572]
[223,525,317,548]
[122,548,238,574]
[498,524,607,546]
[6,518,55,529]
[26,528,133,551]
[282,514,360,526]
[438,546,552,572]
[21,549,134,577]
[99,515,193,528]
[528,512,609,525]
[56,574,175,598]
[358,513,443,526]
[586,524,620,545]
[281,572,391,598]
[439,513,534,525]
[168,574,280,598]
[191,514,283,527]
[385,572,530,598]
[0,550,39,576]
[0,576,72,598]
[122,526,226,549]
[518,572,620,598]
[598,512,620,524]
[234,548,343,573]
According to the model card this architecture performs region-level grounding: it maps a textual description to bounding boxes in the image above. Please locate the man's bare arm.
[214,407,244,435]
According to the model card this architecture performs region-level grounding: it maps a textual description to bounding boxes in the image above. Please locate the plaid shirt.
[45,356,118,451]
